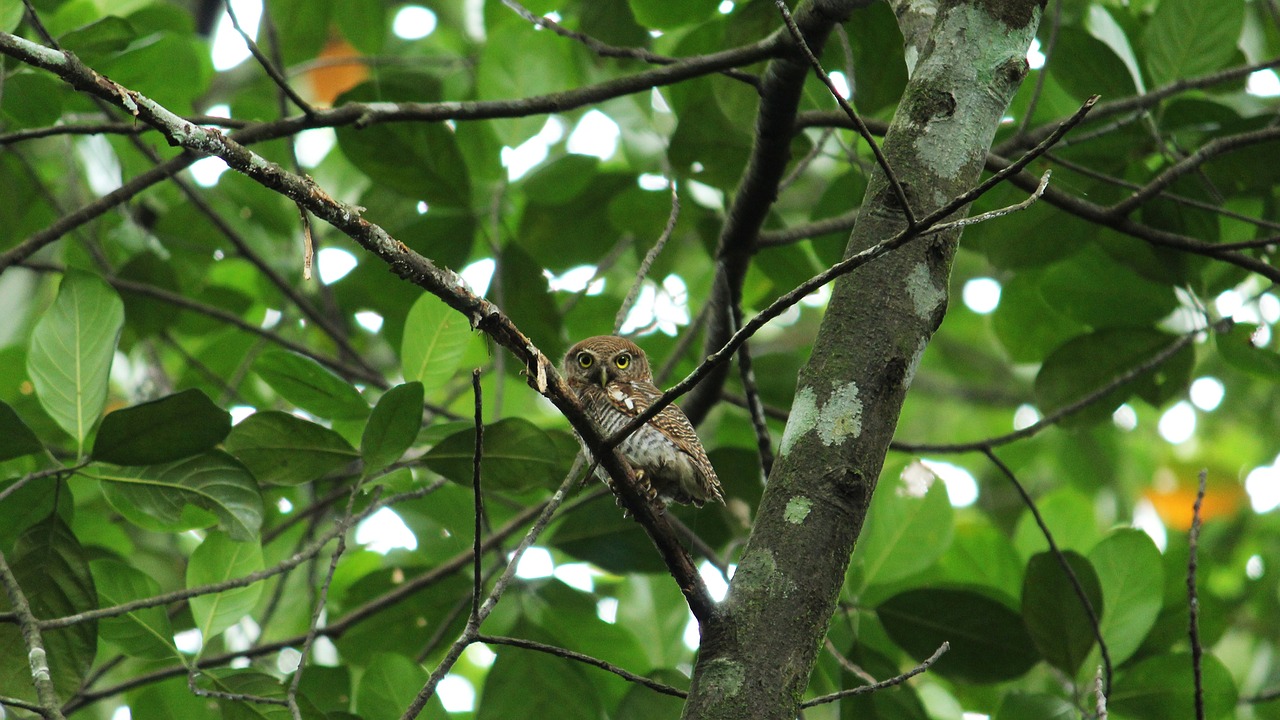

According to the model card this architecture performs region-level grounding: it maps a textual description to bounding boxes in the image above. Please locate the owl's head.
[562,335,651,387]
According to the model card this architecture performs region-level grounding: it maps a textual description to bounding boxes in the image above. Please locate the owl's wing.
[608,381,723,503]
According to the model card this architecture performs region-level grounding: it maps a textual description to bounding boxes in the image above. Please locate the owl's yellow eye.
[577,353,594,368]
[614,354,630,369]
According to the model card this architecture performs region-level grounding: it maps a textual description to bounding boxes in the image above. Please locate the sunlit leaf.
[91,559,177,660]
[27,270,124,452]
[187,532,264,643]
[95,451,264,540]
[355,653,446,720]
[253,351,369,420]
[853,469,954,590]
[423,417,573,493]
[400,293,474,397]
[224,411,359,486]
[1088,529,1163,664]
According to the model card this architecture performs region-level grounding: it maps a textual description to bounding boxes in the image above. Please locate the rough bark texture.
[682,1,1043,717]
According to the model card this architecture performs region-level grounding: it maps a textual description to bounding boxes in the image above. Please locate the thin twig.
[0,548,66,720]
[1188,469,1207,720]
[478,634,687,697]
[617,180,680,333]
[731,305,774,478]
[223,0,314,114]
[983,448,1112,694]
[471,369,486,624]
[800,642,948,707]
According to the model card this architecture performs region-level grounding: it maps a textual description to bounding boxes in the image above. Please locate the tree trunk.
[683,1,1044,717]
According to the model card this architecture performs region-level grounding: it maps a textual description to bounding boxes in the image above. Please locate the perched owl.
[562,335,724,508]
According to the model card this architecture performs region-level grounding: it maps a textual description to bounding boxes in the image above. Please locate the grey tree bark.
[683,1,1045,717]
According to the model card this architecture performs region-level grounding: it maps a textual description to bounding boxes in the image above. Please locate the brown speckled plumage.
[562,335,724,507]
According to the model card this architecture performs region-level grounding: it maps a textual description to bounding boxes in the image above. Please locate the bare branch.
[478,634,688,698]
[800,642,948,707]
[1188,469,1208,720]
[0,549,66,720]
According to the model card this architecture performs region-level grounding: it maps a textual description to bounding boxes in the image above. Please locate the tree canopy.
[0,0,1278,718]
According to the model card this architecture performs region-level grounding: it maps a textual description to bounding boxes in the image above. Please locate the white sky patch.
[1259,293,1280,324]
[190,156,230,187]
[77,136,123,195]
[459,258,495,296]
[276,497,293,514]
[920,459,978,507]
[567,110,621,160]
[229,406,256,424]
[545,265,605,295]
[416,200,429,214]
[393,5,438,39]
[1012,403,1040,430]
[801,283,831,308]
[651,88,672,113]
[682,614,700,650]
[1214,288,1265,325]
[296,128,337,167]
[619,275,691,336]
[205,103,231,119]
[318,247,358,284]
[1026,37,1045,70]
[262,308,282,329]
[962,713,991,720]
[515,546,554,579]
[597,597,619,624]
[111,706,132,720]
[1246,554,1265,580]
[962,277,1001,314]
[1157,401,1196,444]
[502,117,565,181]
[718,0,736,13]
[699,561,732,602]
[355,310,384,333]
[1112,403,1138,431]
[276,647,302,674]
[686,179,724,210]
[464,643,496,668]
[174,628,203,655]
[637,173,669,191]
[1254,324,1273,347]
[437,675,476,713]
[355,508,418,554]
[211,0,262,71]
[828,71,851,99]
[1132,498,1168,551]
[1247,69,1280,97]
[1189,377,1224,412]
[553,563,597,592]
[1246,462,1280,513]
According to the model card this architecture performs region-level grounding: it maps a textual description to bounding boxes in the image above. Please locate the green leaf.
[1111,652,1237,720]
[876,588,1039,684]
[27,270,124,452]
[936,518,1024,602]
[992,271,1087,363]
[0,518,97,705]
[92,389,231,465]
[1216,323,1280,379]
[0,400,43,462]
[477,619,604,720]
[1088,529,1163,664]
[1034,329,1193,427]
[1037,246,1177,329]
[0,72,64,128]
[995,692,1076,720]
[550,494,667,574]
[95,451,264,540]
[1013,488,1100,558]
[0,0,22,32]
[400,292,474,396]
[90,558,177,660]
[423,417,572,493]
[627,0,718,29]
[853,467,954,589]
[187,531,264,643]
[198,668,327,720]
[355,653,447,720]
[361,382,424,475]
[253,351,369,420]
[1020,551,1103,676]
[224,411,359,486]
[1141,0,1244,87]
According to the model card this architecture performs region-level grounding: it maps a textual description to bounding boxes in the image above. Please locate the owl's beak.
[596,366,608,388]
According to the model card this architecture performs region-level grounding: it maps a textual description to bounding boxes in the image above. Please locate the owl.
[562,335,724,508]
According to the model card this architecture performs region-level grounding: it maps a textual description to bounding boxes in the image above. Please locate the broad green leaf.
[1141,0,1243,87]
[477,619,604,720]
[196,668,326,720]
[93,389,231,465]
[0,0,22,32]
[628,0,717,29]
[1088,529,1163,664]
[400,293,474,396]
[1111,653,1237,720]
[877,588,1039,684]
[187,531,264,643]
[616,669,688,720]
[1021,551,1103,676]
[1034,329,1193,427]
[95,451,264,540]
[423,417,572,493]
[550,494,667,574]
[27,270,124,452]
[991,271,1086,363]
[90,559,177,660]
[995,692,1076,720]
[0,400,42,462]
[1037,246,1177,329]
[0,518,97,704]
[253,351,369,420]
[129,677,217,720]
[936,518,1024,602]
[1216,323,1280,379]
[0,72,63,128]
[1013,488,1100,558]
[355,653,446,720]
[225,411,358,486]
[361,382,424,475]
[853,466,954,589]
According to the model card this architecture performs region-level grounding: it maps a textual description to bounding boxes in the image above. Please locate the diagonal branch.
[0,549,66,720]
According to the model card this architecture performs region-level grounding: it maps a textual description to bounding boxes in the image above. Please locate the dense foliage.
[0,0,1278,718]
